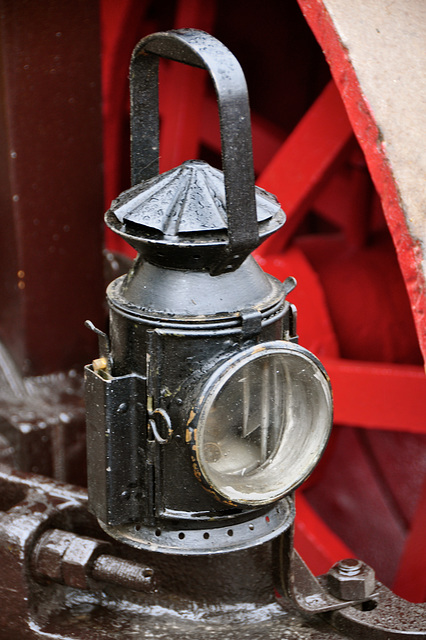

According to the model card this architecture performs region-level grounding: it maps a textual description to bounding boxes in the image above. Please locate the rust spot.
[252,345,266,354]
[190,453,238,507]
[193,465,202,481]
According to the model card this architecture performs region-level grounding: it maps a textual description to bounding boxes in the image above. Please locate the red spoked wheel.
[101,0,426,602]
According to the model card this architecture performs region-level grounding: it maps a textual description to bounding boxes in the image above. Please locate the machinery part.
[0,470,348,640]
[32,528,154,592]
[91,554,154,591]
[326,559,376,601]
[274,531,378,614]
[0,0,105,376]
[327,582,426,640]
[274,527,426,637]
[1,466,422,639]
[32,528,110,589]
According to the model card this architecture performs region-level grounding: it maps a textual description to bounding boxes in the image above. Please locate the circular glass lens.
[193,343,332,505]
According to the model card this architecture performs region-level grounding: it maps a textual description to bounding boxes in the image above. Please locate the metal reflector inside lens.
[192,342,333,506]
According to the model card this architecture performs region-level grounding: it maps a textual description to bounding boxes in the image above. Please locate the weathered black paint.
[85,29,294,550]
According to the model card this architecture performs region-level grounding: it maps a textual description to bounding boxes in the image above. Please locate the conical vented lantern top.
[106,160,285,273]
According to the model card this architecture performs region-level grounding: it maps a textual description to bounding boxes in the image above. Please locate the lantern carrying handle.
[130,29,259,274]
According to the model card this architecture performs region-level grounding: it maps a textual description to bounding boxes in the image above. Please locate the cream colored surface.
[324,0,426,275]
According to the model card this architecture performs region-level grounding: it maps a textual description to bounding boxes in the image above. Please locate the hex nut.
[327,559,376,601]
[32,529,75,581]
[61,534,111,589]
[32,529,111,589]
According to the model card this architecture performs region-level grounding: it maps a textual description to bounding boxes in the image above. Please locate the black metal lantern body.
[85,30,332,556]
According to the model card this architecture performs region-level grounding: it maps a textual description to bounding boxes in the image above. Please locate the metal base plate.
[99,497,294,555]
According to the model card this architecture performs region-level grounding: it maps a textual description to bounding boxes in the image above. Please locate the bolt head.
[327,559,376,601]
[33,529,111,589]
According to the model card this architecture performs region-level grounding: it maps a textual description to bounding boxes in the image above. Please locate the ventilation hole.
[227,529,234,537]
[143,568,154,578]
[135,524,141,532]
[155,529,162,537]
[203,532,210,539]
[249,524,254,531]
[265,516,270,523]
[178,532,185,540]
[360,600,378,611]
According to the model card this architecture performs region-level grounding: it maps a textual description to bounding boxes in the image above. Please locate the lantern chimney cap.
[106,160,285,272]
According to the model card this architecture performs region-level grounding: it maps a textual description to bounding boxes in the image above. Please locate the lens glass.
[196,345,332,505]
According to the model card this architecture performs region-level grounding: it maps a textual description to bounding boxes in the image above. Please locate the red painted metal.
[294,492,353,575]
[297,233,423,365]
[323,358,426,434]
[393,476,426,602]
[304,425,409,587]
[101,0,153,256]
[289,2,426,593]
[159,0,216,173]
[256,246,339,359]
[255,80,353,255]
[297,0,426,365]
[101,0,151,210]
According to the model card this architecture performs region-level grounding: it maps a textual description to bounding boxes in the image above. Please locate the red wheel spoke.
[255,246,340,358]
[257,81,353,255]
[393,476,426,602]
[159,0,217,172]
[323,358,426,434]
[200,95,286,175]
[295,492,353,575]
[298,0,426,364]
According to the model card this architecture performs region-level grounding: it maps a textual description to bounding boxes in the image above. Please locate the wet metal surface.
[0,0,105,376]
[0,470,346,640]
[89,29,295,556]
[127,29,287,275]
[0,360,86,485]
[327,581,426,639]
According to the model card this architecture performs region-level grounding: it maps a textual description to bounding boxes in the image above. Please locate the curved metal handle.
[130,29,259,272]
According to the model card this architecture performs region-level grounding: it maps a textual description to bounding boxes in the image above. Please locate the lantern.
[85,29,332,555]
